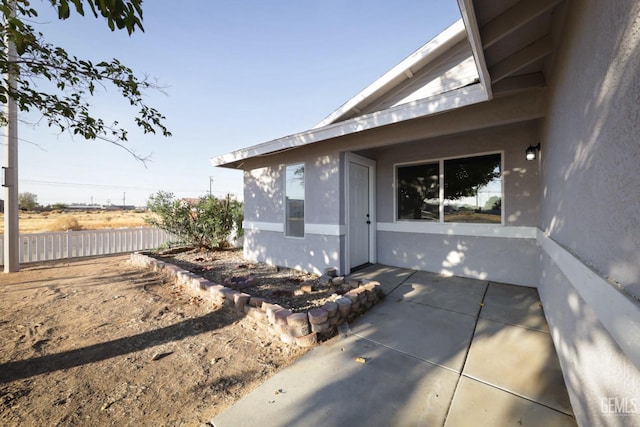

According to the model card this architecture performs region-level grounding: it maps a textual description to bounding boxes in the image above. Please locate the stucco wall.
[378,231,539,286]
[243,230,343,275]
[539,253,640,425]
[243,151,342,225]
[539,0,640,424]
[540,0,640,298]
[242,150,344,273]
[244,166,284,223]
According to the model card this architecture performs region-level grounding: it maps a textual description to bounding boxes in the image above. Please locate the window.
[397,162,439,221]
[396,153,502,224]
[285,163,305,237]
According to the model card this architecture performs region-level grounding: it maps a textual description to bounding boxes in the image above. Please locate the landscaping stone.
[233,293,250,310]
[249,297,265,308]
[274,309,293,325]
[324,267,338,277]
[358,292,368,304]
[295,332,318,347]
[336,297,352,316]
[265,304,284,324]
[363,281,380,291]
[287,312,308,328]
[130,252,386,349]
[318,275,333,286]
[290,324,310,338]
[331,276,345,286]
[193,277,214,290]
[223,289,240,307]
[308,308,329,324]
[311,322,331,333]
[322,301,338,317]
[349,278,362,289]
[208,285,227,301]
[247,307,266,322]
[344,291,359,303]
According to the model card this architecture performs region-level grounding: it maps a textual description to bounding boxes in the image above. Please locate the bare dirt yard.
[0,253,307,426]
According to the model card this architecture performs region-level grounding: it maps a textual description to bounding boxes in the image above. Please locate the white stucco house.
[211,0,640,424]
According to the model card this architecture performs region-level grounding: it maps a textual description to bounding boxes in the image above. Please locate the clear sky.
[6,1,461,207]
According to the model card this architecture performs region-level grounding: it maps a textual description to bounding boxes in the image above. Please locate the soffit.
[468,0,568,95]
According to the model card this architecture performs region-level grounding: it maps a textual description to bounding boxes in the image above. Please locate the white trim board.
[536,229,640,371]
[243,221,344,236]
[243,221,284,233]
[377,222,536,239]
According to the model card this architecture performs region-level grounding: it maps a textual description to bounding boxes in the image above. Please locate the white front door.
[349,161,370,269]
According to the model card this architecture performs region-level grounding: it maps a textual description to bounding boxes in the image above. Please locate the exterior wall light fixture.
[526,143,541,161]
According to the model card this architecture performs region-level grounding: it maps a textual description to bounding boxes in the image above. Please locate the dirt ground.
[0,254,307,426]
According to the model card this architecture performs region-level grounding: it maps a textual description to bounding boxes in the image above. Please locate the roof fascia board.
[313,19,468,129]
[458,0,493,99]
[210,84,489,167]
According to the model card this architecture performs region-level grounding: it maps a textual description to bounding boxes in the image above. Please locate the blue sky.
[8,1,460,206]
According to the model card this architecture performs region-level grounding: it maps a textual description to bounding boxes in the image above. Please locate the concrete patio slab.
[212,333,460,427]
[347,264,414,295]
[394,270,488,316]
[463,318,573,415]
[212,265,576,427]
[349,297,477,372]
[480,282,549,332]
[445,377,577,427]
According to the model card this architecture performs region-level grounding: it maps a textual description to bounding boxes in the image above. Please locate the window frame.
[394,151,504,225]
[284,162,306,238]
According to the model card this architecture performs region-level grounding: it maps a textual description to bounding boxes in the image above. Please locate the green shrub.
[145,191,243,250]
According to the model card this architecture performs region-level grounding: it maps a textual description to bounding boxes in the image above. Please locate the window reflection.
[396,153,502,224]
[397,163,439,220]
[285,164,305,237]
[444,154,501,223]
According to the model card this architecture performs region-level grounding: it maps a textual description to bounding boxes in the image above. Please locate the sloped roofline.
[210,9,491,169]
[313,19,467,129]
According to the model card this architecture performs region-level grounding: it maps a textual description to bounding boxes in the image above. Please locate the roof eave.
[210,84,489,168]
[312,19,469,129]
[458,0,493,99]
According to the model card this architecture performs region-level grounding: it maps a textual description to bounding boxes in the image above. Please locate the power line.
[20,179,158,191]
[19,178,240,197]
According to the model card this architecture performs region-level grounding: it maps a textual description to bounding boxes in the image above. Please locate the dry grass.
[444,211,501,223]
[0,210,154,233]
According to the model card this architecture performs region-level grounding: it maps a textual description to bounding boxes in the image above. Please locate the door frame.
[344,152,376,274]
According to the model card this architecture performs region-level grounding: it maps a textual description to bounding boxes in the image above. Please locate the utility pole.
[209,176,214,197]
[3,0,20,272]
[122,192,126,207]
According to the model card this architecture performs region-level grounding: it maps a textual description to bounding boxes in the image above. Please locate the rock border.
[130,252,385,348]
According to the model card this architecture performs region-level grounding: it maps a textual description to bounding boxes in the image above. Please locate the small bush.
[49,215,82,231]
